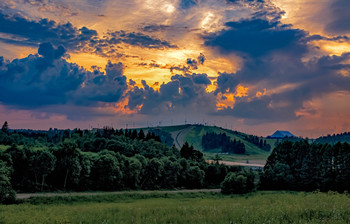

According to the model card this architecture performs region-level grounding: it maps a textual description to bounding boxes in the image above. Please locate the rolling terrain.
[144,124,274,166]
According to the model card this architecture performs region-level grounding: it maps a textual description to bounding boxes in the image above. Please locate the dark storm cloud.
[204,19,308,57]
[127,73,214,114]
[0,12,97,49]
[0,43,128,113]
[216,53,350,123]
[38,42,67,61]
[325,0,350,35]
[215,72,239,95]
[204,16,350,123]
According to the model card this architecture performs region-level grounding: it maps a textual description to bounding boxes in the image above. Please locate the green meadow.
[1,191,349,224]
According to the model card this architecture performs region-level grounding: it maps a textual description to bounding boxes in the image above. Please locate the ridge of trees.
[315,132,350,145]
[260,141,350,192]
[202,132,245,154]
[243,135,271,151]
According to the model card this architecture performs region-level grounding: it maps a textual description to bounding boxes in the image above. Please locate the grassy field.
[1,191,350,223]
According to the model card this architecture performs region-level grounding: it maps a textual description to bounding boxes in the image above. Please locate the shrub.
[221,171,255,194]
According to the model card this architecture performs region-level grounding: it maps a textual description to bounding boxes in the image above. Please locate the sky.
[0,0,349,138]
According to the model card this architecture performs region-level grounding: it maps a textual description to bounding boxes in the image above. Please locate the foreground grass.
[1,191,350,223]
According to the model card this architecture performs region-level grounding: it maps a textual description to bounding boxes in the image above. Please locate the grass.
[204,152,270,164]
[1,191,350,223]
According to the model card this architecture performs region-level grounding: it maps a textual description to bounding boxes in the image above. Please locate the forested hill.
[143,125,274,156]
[314,132,350,145]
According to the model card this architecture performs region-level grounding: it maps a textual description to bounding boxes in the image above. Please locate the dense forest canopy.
[261,141,350,192]
[0,122,244,202]
[202,132,245,154]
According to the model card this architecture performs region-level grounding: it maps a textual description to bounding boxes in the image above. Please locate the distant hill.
[267,130,295,139]
[143,124,274,156]
[314,132,350,145]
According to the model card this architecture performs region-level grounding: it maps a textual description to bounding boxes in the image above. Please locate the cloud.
[204,18,308,57]
[142,24,171,32]
[203,15,350,123]
[0,11,97,49]
[215,52,350,123]
[86,30,178,59]
[127,73,214,114]
[179,0,198,9]
[38,42,67,61]
[170,53,206,73]
[325,0,350,35]
[76,60,127,104]
[215,72,240,94]
[89,30,177,52]
[0,43,128,115]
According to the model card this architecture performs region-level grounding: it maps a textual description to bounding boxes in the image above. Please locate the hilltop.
[142,124,275,166]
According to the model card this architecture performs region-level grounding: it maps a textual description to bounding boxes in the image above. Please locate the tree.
[123,157,142,189]
[0,161,16,203]
[29,150,56,190]
[185,166,205,189]
[1,121,9,134]
[51,141,82,190]
[180,142,203,161]
[141,158,164,189]
[6,144,29,190]
[221,171,255,194]
[213,154,222,164]
[138,129,145,140]
[91,150,122,190]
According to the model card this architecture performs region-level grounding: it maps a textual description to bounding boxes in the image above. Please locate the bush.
[221,171,255,194]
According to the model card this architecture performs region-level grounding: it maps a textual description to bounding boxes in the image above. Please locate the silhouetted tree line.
[0,122,243,202]
[243,135,271,151]
[260,141,350,192]
[315,132,350,145]
[202,132,245,154]
[0,125,169,149]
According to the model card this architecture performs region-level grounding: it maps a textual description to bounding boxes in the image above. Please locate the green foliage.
[0,125,238,193]
[180,142,203,162]
[315,132,350,144]
[202,132,246,154]
[29,150,56,190]
[0,161,16,203]
[260,141,350,192]
[221,171,256,194]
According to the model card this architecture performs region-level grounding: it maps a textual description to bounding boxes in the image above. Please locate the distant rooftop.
[267,130,295,139]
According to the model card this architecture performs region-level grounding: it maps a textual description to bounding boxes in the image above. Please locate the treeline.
[0,126,166,148]
[202,132,245,154]
[243,135,271,151]
[0,124,245,202]
[315,132,350,145]
[260,141,350,192]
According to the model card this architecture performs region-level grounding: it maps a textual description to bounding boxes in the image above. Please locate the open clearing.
[2,191,350,224]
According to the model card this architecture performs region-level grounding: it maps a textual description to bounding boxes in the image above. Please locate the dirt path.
[16,189,221,200]
[171,126,194,149]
